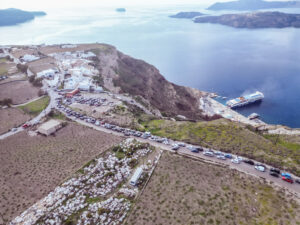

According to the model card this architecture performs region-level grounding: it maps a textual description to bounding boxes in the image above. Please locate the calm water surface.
[1,5,299,127]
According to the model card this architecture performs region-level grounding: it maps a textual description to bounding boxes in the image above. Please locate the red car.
[22,123,31,129]
[282,176,294,184]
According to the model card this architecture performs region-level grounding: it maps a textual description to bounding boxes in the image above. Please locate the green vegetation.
[19,96,50,116]
[0,66,7,75]
[48,109,66,120]
[0,57,7,63]
[139,118,300,176]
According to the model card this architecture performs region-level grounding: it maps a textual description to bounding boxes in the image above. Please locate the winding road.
[1,87,299,196]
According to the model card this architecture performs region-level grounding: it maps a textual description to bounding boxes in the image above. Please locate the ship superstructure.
[226,91,264,108]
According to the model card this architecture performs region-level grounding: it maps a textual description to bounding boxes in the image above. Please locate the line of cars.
[56,99,300,185]
[172,143,300,185]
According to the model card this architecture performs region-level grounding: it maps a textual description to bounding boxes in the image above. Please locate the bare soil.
[0,123,123,224]
[0,80,39,104]
[27,57,56,74]
[0,108,30,134]
[126,152,300,225]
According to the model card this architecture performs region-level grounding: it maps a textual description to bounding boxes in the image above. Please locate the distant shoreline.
[0,8,46,27]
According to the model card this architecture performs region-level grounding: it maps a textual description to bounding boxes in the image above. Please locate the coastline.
[200,96,300,135]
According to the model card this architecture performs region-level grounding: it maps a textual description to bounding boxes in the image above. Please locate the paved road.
[55,103,300,195]
[0,89,56,140]
[1,87,299,195]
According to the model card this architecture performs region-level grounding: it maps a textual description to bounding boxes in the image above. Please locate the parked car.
[269,168,280,177]
[203,151,214,157]
[269,171,280,177]
[282,176,294,184]
[231,158,240,164]
[281,173,292,179]
[171,144,180,151]
[178,143,186,147]
[255,165,265,172]
[270,168,280,174]
[243,159,254,165]
[225,154,232,159]
[22,123,31,129]
[216,154,226,160]
[295,179,300,184]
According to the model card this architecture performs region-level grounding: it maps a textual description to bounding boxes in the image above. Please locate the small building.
[65,88,80,98]
[38,120,62,136]
[78,82,91,91]
[22,54,40,62]
[37,68,57,79]
[93,86,103,93]
[130,167,143,186]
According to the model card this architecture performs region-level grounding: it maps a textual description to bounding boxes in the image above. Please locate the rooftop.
[39,119,62,130]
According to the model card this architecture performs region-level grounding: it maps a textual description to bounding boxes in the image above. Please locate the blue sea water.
[0,4,299,127]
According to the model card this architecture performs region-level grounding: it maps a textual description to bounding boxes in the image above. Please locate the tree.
[16,64,28,74]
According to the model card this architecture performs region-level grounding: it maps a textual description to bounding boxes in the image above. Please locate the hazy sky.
[0,0,293,10]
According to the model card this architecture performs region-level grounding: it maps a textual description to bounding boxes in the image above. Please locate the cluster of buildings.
[48,50,102,93]
[11,139,156,225]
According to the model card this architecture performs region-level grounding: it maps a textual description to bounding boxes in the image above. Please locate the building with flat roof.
[38,119,62,136]
[130,167,143,186]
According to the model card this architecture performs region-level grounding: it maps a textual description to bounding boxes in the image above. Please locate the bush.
[17,64,28,74]
[0,98,12,106]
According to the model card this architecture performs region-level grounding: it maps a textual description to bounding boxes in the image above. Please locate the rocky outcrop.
[89,44,207,120]
[207,0,300,11]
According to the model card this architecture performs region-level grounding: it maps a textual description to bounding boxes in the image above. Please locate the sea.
[1,4,300,128]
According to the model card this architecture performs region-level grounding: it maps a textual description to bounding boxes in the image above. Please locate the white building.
[130,167,143,186]
[93,86,103,93]
[38,120,62,136]
[37,68,57,78]
[22,54,40,62]
[78,81,91,91]
[61,44,77,49]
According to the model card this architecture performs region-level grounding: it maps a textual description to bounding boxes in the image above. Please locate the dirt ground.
[0,80,39,104]
[126,152,300,225]
[0,108,30,134]
[27,57,57,74]
[0,123,123,224]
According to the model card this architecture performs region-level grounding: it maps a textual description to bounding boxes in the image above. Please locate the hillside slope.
[90,45,208,120]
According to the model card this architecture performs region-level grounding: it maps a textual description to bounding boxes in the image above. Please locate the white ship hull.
[226,91,264,108]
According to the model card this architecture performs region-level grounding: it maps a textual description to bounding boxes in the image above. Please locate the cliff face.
[91,44,206,120]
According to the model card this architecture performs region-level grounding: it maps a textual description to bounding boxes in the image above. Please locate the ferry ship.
[226,91,264,108]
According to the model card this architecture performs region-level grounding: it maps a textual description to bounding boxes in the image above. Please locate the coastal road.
[55,103,300,196]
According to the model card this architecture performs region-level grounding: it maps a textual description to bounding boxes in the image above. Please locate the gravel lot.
[0,123,123,224]
[0,107,30,134]
[0,80,39,104]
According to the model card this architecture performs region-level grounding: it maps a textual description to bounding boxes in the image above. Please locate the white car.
[11,128,17,132]
[217,154,226,160]
[203,151,214,157]
[255,165,265,172]
[231,158,240,164]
